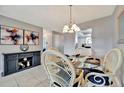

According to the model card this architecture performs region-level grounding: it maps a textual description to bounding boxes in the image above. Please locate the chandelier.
[63,5,80,33]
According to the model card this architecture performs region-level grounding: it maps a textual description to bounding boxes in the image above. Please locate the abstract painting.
[0,25,23,45]
[24,30,39,45]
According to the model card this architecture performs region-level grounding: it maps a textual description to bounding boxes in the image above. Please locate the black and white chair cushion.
[83,68,113,87]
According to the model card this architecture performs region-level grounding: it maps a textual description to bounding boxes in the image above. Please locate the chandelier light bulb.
[63,25,69,33]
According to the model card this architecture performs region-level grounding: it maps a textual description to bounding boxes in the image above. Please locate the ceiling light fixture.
[63,5,80,33]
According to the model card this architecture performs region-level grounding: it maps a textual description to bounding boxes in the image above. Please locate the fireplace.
[3,51,41,76]
[18,57,33,70]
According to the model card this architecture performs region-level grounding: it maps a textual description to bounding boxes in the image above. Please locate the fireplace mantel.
[3,50,41,55]
[3,51,41,76]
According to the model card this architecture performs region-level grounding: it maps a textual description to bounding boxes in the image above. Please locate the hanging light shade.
[63,5,80,33]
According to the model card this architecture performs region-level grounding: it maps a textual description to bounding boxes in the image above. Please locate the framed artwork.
[0,25,23,45]
[24,30,39,45]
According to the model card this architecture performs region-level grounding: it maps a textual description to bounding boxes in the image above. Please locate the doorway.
[75,28,92,54]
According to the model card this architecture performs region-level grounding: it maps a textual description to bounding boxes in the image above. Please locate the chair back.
[41,50,76,87]
[104,48,123,74]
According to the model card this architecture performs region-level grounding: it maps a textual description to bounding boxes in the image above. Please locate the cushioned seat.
[84,48,123,87]
[86,72,113,87]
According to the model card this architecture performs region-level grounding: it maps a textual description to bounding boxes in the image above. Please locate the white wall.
[0,15,43,76]
[52,31,64,53]
[79,16,114,58]
[64,33,75,55]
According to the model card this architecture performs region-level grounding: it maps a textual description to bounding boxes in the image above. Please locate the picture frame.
[0,25,24,45]
[24,30,39,45]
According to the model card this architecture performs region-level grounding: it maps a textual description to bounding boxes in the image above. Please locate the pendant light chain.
[70,5,72,26]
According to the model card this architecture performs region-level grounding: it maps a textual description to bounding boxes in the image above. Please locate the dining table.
[69,54,102,85]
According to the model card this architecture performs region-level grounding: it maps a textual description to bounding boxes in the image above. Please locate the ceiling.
[0,5,116,32]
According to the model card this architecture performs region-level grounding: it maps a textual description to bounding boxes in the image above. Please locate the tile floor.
[0,65,50,87]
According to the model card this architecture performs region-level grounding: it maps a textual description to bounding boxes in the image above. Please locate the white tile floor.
[0,65,50,87]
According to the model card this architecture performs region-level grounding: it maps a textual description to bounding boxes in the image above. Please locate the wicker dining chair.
[41,50,76,87]
[84,48,123,87]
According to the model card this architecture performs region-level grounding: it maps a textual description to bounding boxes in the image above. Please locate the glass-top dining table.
[68,54,113,87]
[65,54,100,82]
[67,54,101,69]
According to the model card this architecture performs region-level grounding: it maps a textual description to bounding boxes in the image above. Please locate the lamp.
[63,5,80,33]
